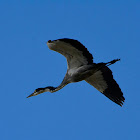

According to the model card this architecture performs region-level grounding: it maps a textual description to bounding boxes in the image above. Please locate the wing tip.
[103,89,125,107]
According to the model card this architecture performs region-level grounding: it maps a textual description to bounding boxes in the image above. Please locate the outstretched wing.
[47,38,93,70]
[85,66,125,106]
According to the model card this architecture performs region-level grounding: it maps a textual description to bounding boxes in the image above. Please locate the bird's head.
[27,86,56,98]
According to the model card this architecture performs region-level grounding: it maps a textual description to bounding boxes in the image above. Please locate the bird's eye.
[48,40,51,43]
[35,88,44,92]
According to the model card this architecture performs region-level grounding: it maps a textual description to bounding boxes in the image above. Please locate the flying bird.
[27,38,125,106]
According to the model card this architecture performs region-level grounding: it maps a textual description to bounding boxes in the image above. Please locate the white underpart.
[85,70,108,93]
[47,40,89,70]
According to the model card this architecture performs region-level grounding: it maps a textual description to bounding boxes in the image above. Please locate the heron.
[27,38,125,106]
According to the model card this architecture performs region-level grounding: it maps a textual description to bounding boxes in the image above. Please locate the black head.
[27,86,56,98]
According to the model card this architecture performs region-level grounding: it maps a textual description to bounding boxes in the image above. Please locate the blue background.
[0,1,140,140]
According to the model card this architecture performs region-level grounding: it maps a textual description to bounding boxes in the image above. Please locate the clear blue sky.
[0,1,140,140]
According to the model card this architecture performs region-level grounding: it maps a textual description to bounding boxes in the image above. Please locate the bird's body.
[27,38,125,106]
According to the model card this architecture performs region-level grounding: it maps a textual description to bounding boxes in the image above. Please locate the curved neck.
[48,84,66,93]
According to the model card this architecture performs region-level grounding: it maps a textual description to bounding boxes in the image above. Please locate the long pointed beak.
[27,93,34,98]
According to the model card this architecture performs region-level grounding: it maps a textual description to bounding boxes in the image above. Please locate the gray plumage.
[27,38,125,106]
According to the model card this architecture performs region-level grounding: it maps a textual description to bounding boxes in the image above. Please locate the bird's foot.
[106,59,120,66]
